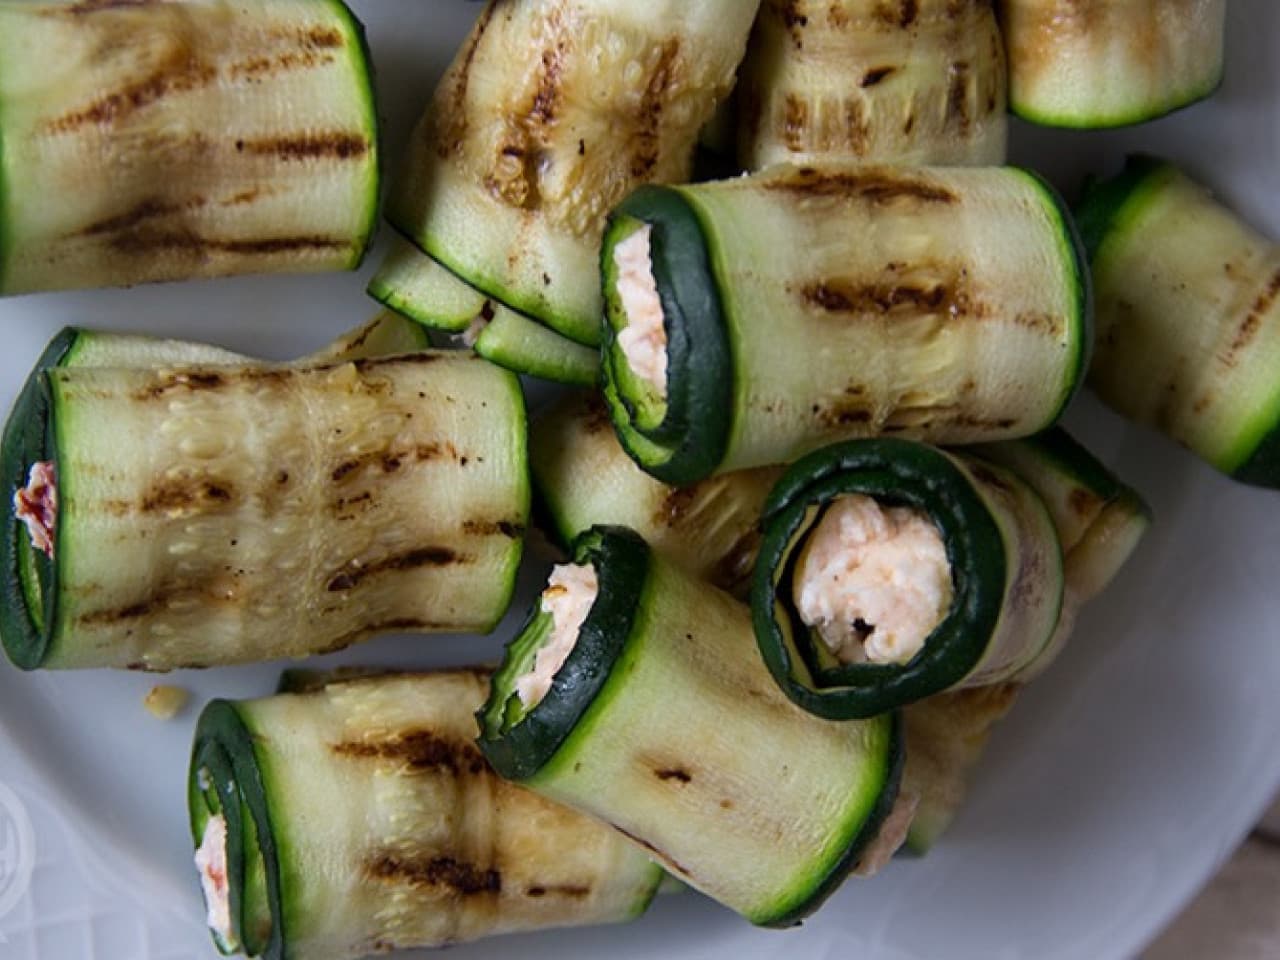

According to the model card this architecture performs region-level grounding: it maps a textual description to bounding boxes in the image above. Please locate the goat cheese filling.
[793,495,953,665]
[612,225,668,396]
[515,562,599,709]
[194,813,238,949]
[14,461,57,558]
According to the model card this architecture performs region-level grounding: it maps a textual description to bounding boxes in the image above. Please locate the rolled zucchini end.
[751,439,1007,719]
[189,700,282,960]
[600,186,733,486]
[0,329,81,670]
[477,525,650,781]
[328,0,382,270]
[1075,155,1173,264]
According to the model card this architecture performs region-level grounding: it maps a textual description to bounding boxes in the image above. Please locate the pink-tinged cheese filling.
[612,225,668,396]
[515,562,599,709]
[195,813,237,948]
[793,494,953,666]
[14,461,57,558]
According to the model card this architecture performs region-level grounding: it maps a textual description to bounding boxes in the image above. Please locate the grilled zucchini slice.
[0,0,379,295]
[738,0,1007,169]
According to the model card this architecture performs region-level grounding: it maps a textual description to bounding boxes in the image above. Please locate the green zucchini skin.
[473,302,602,387]
[479,525,903,926]
[190,670,665,960]
[999,0,1227,129]
[751,439,1064,719]
[388,0,760,346]
[737,0,1007,169]
[601,164,1091,484]
[0,0,380,295]
[2,334,528,671]
[1079,156,1280,486]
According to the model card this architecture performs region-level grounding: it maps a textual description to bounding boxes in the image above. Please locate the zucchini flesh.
[751,439,1064,719]
[478,525,902,927]
[2,345,528,671]
[1079,157,1280,485]
[189,669,665,960]
[0,0,379,295]
[530,391,780,596]
[387,0,761,345]
[601,164,1090,484]
[999,0,1227,128]
[738,0,1007,169]
[368,236,488,334]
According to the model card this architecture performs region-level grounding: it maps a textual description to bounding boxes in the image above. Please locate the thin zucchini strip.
[1,336,528,671]
[368,236,489,334]
[999,0,1227,128]
[478,525,902,927]
[189,669,665,960]
[600,164,1090,485]
[1078,156,1280,487]
[530,392,781,594]
[388,0,761,345]
[751,438,1065,719]
[0,0,379,295]
[737,0,1007,169]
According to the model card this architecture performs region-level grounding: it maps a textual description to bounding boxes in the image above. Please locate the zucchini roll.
[478,525,902,927]
[999,0,1227,128]
[1,334,527,671]
[0,0,379,296]
[387,0,761,346]
[599,165,1090,488]
[190,669,665,960]
[737,0,1007,169]
[531,392,781,595]
[1078,157,1280,488]
[370,238,600,386]
[601,164,1090,484]
[751,438,1064,719]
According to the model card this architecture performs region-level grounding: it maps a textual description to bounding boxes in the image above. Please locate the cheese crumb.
[515,563,599,709]
[613,226,668,396]
[793,495,953,665]
[14,461,57,558]
[144,685,189,720]
[195,813,238,949]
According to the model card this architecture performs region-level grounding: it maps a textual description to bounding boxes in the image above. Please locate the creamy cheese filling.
[792,495,953,665]
[612,225,668,397]
[195,813,238,949]
[14,461,57,558]
[515,562,599,709]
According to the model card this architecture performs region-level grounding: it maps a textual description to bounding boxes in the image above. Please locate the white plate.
[1,3,1278,959]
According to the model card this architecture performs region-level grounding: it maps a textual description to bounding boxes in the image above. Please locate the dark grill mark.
[655,767,692,783]
[333,729,487,775]
[898,0,919,27]
[462,519,525,539]
[946,61,972,130]
[330,443,451,483]
[240,132,369,162]
[304,26,344,49]
[1068,487,1102,519]
[658,486,698,527]
[630,38,682,179]
[228,50,335,81]
[525,884,591,899]
[325,547,463,592]
[783,94,808,153]
[134,366,291,400]
[80,196,206,236]
[799,279,969,316]
[764,167,956,204]
[108,231,350,258]
[436,2,497,158]
[47,57,218,133]
[1227,266,1280,359]
[141,478,234,513]
[367,854,500,896]
[861,66,897,87]
[61,0,157,15]
[612,825,691,878]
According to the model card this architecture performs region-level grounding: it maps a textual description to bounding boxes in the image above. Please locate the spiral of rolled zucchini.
[189,669,666,960]
[478,525,903,927]
[0,0,379,295]
[737,0,1007,169]
[1,327,527,671]
[600,163,1091,485]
